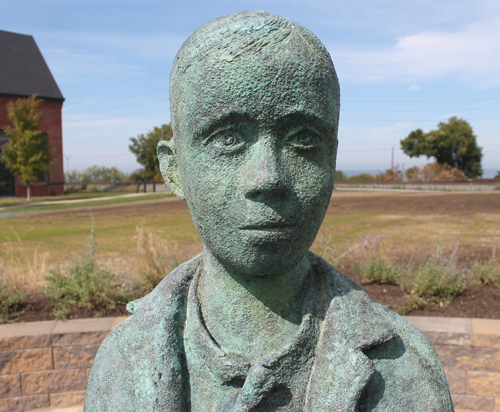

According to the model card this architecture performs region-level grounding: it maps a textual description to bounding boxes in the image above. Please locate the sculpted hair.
[169,10,340,136]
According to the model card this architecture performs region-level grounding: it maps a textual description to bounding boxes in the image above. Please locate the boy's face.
[162,52,338,276]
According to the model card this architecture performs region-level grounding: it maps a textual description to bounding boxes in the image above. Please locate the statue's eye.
[219,134,237,146]
[208,129,245,152]
[288,129,322,150]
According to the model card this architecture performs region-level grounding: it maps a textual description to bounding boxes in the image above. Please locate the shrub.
[334,170,347,182]
[356,258,401,285]
[346,173,376,183]
[401,260,468,308]
[0,278,26,324]
[44,232,138,320]
[473,258,500,286]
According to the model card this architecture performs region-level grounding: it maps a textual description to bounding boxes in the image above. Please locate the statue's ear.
[157,139,185,200]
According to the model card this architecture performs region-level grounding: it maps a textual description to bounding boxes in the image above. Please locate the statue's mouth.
[240,222,294,230]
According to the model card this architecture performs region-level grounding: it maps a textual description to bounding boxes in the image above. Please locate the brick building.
[0,29,64,197]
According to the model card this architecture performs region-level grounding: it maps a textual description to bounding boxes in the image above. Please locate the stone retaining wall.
[1,316,499,412]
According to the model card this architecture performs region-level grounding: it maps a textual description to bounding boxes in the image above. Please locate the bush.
[401,260,468,308]
[0,278,26,324]
[473,258,500,286]
[346,173,376,183]
[356,258,401,285]
[334,170,347,182]
[44,232,138,320]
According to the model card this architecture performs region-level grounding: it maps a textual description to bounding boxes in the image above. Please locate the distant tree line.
[335,162,471,184]
[65,166,130,183]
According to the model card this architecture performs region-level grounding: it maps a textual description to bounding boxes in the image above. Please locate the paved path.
[0,190,170,212]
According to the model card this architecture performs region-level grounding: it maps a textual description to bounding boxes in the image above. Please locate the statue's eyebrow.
[277,111,332,134]
[193,112,253,141]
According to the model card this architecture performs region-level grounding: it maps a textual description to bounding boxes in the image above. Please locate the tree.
[129,124,171,181]
[65,166,128,183]
[400,117,483,178]
[1,95,53,201]
[495,171,500,179]
[334,170,346,181]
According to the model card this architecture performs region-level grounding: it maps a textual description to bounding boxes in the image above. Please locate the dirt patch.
[329,190,500,216]
[362,283,500,319]
[405,284,500,319]
[9,294,130,323]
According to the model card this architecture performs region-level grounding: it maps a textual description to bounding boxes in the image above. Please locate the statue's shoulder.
[307,251,447,368]
[306,252,453,411]
[84,254,201,412]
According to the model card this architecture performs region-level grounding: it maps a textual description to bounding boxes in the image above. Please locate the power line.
[342,107,500,112]
[340,117,499,121]
[343,97,500,103]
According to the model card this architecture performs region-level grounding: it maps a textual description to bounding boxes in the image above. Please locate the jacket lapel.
[305,270,398,411]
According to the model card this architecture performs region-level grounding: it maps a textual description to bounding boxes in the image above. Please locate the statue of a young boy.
[84,11,453,411]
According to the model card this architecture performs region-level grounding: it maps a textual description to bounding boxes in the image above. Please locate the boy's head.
[159,11,340,276]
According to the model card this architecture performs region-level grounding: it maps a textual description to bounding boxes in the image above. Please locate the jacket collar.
[304,259,398,411]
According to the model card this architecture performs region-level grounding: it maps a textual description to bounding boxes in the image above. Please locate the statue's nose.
[243,143,287,199]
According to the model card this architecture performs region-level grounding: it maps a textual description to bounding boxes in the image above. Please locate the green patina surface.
[84,11,453,411]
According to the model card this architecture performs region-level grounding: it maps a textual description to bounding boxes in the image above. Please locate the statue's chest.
[184,271,318,412]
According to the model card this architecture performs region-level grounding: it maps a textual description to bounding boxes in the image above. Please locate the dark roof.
[0,30,64,101]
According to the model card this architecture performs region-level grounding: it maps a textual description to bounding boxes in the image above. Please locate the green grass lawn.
[1,191,499,294]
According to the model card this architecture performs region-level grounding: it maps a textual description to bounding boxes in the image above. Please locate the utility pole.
[391,147,394,182]
[64,154,72,174]
[391,147,394,172]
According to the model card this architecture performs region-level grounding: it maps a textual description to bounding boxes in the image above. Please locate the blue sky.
[2,0,499,176]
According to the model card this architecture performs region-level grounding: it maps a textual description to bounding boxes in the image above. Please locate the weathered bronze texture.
[84,11,454,411]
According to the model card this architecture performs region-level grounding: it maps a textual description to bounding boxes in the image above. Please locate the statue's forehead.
[176,53,338,132]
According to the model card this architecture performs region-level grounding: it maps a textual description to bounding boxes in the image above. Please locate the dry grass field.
[0,189,499,321]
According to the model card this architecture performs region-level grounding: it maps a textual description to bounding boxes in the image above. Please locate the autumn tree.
[129,124,171,181]
[1,95,53,201]
[400,117,482,178]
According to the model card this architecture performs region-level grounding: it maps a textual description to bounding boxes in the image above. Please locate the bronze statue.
[84,11,453,411]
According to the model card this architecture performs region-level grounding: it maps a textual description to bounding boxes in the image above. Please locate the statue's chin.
[207,245,308,278]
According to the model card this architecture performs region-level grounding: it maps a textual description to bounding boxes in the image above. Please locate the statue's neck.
[198,250,309,362]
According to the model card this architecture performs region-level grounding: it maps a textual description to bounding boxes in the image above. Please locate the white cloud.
[330,16,500,87]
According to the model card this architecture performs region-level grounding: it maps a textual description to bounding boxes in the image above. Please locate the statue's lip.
[240,222,294,230]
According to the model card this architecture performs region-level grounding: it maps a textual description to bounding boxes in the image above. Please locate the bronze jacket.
[84,253,454,412]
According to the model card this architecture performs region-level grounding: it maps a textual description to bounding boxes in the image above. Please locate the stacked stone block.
[1,316,499,412]
[408,317,500,412]
[0,318,124,412]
